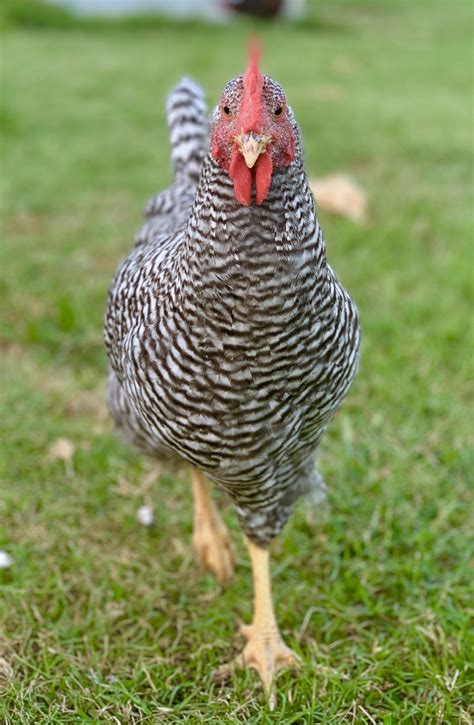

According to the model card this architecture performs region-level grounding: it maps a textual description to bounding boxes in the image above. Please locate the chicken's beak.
[235,131,272,169]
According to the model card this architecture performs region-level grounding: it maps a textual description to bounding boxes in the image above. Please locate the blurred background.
[37,0,306,20]
[1,0,472,721]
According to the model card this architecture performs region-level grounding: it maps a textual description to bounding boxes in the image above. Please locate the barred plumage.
[104,72,360,548]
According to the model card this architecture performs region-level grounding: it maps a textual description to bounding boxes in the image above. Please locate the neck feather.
[182,153,327,303]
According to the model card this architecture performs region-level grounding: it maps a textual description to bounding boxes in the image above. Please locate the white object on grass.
[0,551,13,569]
[137,505,155,527]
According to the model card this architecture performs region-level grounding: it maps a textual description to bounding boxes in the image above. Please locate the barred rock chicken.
[104,47,360,705]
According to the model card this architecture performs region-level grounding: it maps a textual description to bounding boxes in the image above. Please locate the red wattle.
[255,151,273,205]
[229,147,252,206]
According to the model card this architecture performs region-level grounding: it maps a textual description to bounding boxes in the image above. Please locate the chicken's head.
[210,45,295,206]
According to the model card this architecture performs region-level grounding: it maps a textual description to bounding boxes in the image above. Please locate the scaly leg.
[220,537,300,709]
[191,467,234,584]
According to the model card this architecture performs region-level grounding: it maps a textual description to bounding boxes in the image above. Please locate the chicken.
[226,0,303,19]
[104,47,360,706]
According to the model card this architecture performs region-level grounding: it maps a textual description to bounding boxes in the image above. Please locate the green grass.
[1,0,473,721]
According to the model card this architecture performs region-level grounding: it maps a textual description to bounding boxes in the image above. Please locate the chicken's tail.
[166,78,209,186]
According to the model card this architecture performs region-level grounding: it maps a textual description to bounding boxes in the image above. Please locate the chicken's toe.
[217,622,300,709]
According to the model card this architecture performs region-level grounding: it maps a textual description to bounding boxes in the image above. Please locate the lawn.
[1,0,473,722]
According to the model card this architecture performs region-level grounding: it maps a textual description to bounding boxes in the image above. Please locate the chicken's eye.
[274,106,283,117]
[222,105,232,117]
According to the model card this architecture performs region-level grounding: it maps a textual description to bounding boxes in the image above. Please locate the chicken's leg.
[221,537,299,708]
[191,467,234,584]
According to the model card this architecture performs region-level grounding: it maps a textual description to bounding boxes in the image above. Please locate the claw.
[214,536,300,708]
[192,522,235,584]
[217,622,300,709]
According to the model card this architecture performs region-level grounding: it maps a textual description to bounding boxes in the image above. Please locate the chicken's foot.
[191,468,234,584]
[218,537,299,709]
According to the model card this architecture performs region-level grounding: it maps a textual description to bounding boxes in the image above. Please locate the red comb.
[240,40,264,133]
[228,40,271,206]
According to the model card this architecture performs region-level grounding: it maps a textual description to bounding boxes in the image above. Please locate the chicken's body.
[104,62,360,704]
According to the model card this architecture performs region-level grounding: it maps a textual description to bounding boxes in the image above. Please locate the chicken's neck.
[183,154,328,313]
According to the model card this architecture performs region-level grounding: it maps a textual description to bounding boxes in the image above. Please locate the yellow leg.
[191,468,234,584]
[220,537,300,709]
